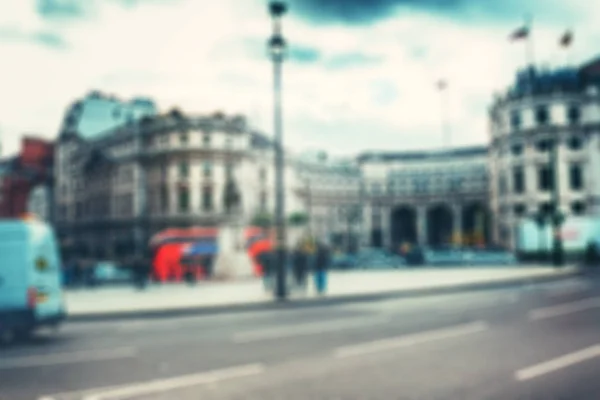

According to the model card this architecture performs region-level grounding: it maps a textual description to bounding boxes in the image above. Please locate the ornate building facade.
[489,56,600,249]
[358,147,490,251]
[54,101,306,258]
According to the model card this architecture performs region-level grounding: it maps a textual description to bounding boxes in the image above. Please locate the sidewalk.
[65,265,581,321]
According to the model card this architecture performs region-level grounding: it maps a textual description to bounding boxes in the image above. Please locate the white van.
[0,219,66,340]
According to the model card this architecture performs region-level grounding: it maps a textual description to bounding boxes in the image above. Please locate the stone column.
[362,202,372,247]
[381,206,391,249]
[452,203,463,245]
[417,205,428,246]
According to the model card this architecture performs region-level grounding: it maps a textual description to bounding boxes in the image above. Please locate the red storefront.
[0,137,54,218]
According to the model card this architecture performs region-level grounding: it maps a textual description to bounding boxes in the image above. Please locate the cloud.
[0,0,599,160]
[35,0,90,20]
[0,26,68,49]
[289,0,581,26]
[288,44,321,63]
[325,52,383,69]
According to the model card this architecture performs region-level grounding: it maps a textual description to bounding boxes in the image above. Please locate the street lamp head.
[268,34,287,60]
[269,1,287,18]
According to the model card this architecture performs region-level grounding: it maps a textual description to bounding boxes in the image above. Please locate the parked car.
[356,250,406,269]
[90,262,134,286]
[329,254,358,270]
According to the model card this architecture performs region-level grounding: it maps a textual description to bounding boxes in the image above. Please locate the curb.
[67,270,585,323]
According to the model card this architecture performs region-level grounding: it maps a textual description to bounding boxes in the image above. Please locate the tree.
[168,107,184,119]
[288,211,309,227]
[251,212,273,229]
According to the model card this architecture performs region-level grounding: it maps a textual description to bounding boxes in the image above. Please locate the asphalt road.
[2,275,600,399]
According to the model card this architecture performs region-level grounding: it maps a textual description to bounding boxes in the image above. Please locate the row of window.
[150,131,235,149]
[510,200,586,218]
[507,136,584,156]
[508,104,581,130]
[499,163,584,194]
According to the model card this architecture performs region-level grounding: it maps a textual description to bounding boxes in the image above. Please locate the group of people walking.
[259,238,331,295]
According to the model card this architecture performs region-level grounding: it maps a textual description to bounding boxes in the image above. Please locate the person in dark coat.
[258,251,273,292]
[292,246,307,291]
[314,242,331,295]
[134,250,152,290]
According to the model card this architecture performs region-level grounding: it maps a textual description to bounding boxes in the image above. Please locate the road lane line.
[528,297,600,320]
[515,345,600,381]
[0,347,136,370]
[232,316,390,343]
[82,363,264,400]
[334,321,488,359]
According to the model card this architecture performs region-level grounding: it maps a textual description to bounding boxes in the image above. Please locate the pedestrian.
[314,242,331,295]
[134,251,152,290]
[292,244,305,291]
[258,250,273,292]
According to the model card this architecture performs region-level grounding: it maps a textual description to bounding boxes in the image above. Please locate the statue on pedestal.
[213,169,255,279]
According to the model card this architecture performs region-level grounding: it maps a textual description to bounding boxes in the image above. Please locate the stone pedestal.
[213,222,255,280]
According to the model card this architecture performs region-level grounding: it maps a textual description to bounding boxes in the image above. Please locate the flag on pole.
[509,25,529,41]
[560,30,573,47]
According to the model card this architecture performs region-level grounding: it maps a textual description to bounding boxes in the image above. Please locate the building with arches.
[489,57,600,249]
[358,147,490,251]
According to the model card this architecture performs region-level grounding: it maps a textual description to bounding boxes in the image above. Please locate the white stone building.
[54,105,306,258]
[293,152,363,250]
[489,57,600,249]
[359,148,490,251]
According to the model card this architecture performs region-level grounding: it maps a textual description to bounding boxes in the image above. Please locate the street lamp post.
[550,141,564,266]
[268,1,288,300]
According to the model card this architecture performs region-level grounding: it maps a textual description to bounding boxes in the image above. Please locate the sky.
[0,0,599,157]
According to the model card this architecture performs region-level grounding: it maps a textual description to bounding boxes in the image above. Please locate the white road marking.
[515,345,600,381]
[529,297,600,320]
[232,316,390,343]
[334,321,488,359]
[0,347,136,370]
[81,363,264,400]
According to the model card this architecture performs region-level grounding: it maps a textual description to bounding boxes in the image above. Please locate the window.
[225,136,233,148]
[259,191,267,211]
[259,168,267,182]
[513,166,525,194]
[178,186,190,212]
[160,185,169,212]
[567,136,583,150]
[225,163,234,178]
[571,201,586,215]
[202,134,211,146]
[567,105,581,125]
[178,161,189,178]
[510,110,521,130]
[511,144,523,156]
[569,163,583,191]
[514,203,526,217]
[540,202,553,217]
[537,165,554,191]
[180,132,188,145]
[201,186,213,211]
[498,174,507,195]
[536,139,552,152]
[535,105,549,125]
[203,162,212,177]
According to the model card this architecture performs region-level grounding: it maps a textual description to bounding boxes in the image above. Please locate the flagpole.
[525,14,535,68]
[438,81,450,149]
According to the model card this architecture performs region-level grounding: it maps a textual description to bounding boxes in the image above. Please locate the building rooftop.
[357,145,488,163]
[497,54,600,103]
